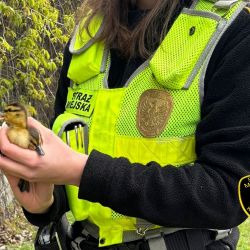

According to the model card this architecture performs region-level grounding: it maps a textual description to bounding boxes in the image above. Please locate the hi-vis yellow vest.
[52,0,247,247]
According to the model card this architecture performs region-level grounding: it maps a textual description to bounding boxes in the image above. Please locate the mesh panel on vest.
[150,13,218,88]
[111,211,125,220]
[116,67,200,138]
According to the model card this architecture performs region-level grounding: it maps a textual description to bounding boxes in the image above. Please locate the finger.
[0,127,39,166]
[0,154,32,180]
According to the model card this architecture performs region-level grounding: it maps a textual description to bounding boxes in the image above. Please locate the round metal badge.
[137,89,173,138]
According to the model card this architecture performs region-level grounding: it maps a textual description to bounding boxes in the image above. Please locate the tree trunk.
[0,173,16,224]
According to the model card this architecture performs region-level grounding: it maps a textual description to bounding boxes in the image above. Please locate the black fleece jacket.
[25,7,250,230]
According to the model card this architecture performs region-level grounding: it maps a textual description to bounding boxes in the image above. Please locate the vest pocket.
[150,9,225,90]
[52,112,89,154]
[52,113,91,221]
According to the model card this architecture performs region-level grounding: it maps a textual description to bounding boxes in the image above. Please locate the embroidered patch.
[65,88,96,117]
[137,89,173,138]
[238,175,250,217]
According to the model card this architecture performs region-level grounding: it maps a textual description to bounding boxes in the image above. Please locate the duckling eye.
[15,113,20,117]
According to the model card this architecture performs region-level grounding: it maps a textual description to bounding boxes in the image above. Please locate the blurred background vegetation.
[0,0,250,249]
[0,0,82,247]
[0,0,82,125]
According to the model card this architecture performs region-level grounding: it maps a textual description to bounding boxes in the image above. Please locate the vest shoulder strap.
[69,15,103,55]
[150,0,247,90]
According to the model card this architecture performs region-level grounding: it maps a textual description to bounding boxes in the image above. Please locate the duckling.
[0,103,45,192]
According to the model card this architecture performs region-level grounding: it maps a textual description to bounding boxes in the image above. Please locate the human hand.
[1,170,54,214]
[0,117,88,213]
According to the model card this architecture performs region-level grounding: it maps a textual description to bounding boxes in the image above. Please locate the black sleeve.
[23,185,70,227]
[78,11,250,229]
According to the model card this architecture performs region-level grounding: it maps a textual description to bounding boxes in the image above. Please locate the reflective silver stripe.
[190,0,201,9]
[101,47,109,73]
[70,80,74,88]
[103,53,111,88]
[57,118,89,154]
[186,17,227,91]
[69,22,104,55]
[199,1,247,104]
[136,218,154,231]
[182,8,221,21]
[214,0,239,9]
[148,237,167,250]
[182,9,225,90]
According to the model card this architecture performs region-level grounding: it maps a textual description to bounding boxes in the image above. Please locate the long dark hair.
[77,0,180,58]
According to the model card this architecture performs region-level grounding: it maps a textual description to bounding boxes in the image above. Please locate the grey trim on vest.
[124,60,150,87]
[214,0,239,9]
[103,53,111,89]
[101,47,109,73]
[183,19,227,90]
[80,220,231,245]
[182,9,224,90]
[123,227,185,243]
[70,80,74,88]
[148,237,167,250]
[57,118,89,154]
[69,23,104,55]
[136,218,154,236]
[190,0,201,9]
[198,1,247,104]
[182,8,222,21]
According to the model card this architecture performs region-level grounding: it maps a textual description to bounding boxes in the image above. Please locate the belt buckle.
[215,229,232,241]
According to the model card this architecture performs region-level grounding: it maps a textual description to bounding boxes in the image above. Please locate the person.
[0,0,250,249]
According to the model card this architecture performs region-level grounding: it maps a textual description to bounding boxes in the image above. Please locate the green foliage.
[0,0,81,125]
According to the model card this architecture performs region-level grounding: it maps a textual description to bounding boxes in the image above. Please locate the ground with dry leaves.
[0,212,36,249]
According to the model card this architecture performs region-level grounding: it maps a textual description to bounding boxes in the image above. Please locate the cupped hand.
[2,171,54,214]
[0,117,88,213]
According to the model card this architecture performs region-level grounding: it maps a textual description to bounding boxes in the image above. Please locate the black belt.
[71,226,234,250]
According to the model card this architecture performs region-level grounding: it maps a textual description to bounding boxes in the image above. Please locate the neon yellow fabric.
[65,88,97,117]
[73,15,103,52]
[68,41,105,83]
[52,88,197,246]
[68,15,104,83]
[114,135,196,166]
[150,13,218,89]
[51,0,243,247]
[117,66,201,138]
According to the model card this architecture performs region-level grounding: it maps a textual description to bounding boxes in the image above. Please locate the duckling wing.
[28,127,45,156]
